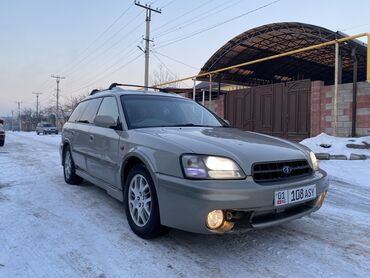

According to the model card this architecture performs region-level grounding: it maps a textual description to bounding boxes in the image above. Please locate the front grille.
[252,159,312,183]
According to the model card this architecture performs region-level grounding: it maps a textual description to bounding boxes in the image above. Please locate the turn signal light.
[316,191,327,208]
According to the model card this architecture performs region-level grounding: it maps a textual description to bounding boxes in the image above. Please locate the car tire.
[36,132,39,135]
[63,145,83,185]
[0,139,4,147]
[125,164,169,239]
[43,131,46,135]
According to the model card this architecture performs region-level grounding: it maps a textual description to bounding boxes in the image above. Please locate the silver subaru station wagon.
[60,84,328,239]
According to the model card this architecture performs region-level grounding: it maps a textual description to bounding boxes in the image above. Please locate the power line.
[155,0,282,49]
[61,10,144,77]
[152,50,199,70]
[62,18,144,81]
[155,0,244,39]
[60,3,135,76]
[64,37,142,90]
[37,1,161,95]
[151,52,186,86]
[159,0,177,9]
[68,52,143,95]
[152,0,214,34]
[34,4,134,92]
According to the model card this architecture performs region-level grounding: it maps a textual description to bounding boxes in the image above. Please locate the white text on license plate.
[274,184,316,207]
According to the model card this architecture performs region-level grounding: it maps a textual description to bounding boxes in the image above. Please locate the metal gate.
[225,80,311,141]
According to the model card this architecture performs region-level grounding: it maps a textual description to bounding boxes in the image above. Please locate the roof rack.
[90,89,101,95]
[89,83,168,96]
[108,83,168,92]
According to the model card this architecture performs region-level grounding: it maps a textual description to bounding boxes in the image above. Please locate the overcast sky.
[1,0,369,116]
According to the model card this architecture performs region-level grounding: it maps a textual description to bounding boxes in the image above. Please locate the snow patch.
[300,133,370,187]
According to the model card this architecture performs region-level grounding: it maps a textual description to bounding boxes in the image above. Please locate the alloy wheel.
[64,151,72,179]
[128,174,152,227]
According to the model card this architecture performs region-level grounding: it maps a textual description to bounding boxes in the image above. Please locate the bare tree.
[151,65,179,88]
[59,94,87,124]
[20,108,36,131]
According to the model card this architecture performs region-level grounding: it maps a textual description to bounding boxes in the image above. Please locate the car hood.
[136,127,310,174]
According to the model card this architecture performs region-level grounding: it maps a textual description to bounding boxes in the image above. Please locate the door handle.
[89,135,94,141]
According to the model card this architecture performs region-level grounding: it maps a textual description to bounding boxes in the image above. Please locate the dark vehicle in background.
[0,119,5,146]
[36,122,58,135]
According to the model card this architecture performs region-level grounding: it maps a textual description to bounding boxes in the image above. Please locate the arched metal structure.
[199,22,367,86]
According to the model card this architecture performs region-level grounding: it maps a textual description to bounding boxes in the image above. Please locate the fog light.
[206,210,224,230]
[316,191,327,208]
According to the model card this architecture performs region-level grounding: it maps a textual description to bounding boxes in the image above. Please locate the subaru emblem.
[282,166,292,174]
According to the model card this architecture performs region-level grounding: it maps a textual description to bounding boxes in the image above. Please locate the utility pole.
[51,75,65,129]
[135,1,161,89]
[32,92,43,122]
[15,101,22,131]
[11,110,14,131]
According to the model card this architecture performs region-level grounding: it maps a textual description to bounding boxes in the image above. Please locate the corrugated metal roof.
[199,22,367,86]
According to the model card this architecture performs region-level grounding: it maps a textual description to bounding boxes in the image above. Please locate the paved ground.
[0,132,369,278]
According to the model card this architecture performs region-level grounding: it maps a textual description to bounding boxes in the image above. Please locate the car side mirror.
[94,115,117,129]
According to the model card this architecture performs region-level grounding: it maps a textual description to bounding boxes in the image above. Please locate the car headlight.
[309,151,319,171]
[181,155,245,179]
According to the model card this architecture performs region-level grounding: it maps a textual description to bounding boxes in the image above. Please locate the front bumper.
[156,170,328,234]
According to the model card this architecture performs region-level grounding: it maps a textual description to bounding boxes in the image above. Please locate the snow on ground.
[300,132,370,158]
[300,133,370,187]
[0,132,369,278]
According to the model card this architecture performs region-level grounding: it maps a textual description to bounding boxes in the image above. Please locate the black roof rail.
[108,83,168,92]
[90,89,100,95]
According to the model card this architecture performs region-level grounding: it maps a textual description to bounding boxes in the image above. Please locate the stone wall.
[311,81,370,137]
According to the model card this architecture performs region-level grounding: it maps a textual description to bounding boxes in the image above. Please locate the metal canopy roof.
[199,22,367,86]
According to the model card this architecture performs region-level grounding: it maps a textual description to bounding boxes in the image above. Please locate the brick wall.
[215,95,225,119]
[203,95,225,119]
[311,81,370,137]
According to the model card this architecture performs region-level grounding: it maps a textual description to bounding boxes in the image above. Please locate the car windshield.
[43,124,53,127]
[121,95,226,129]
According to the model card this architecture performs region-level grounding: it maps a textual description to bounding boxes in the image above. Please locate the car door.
[72,98,102,172]
[87,96,121,187]
[64,101,87,169]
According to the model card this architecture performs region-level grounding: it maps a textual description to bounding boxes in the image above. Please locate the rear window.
[68,101,88,122]
[96,97,120,123]
[78,98,102,124]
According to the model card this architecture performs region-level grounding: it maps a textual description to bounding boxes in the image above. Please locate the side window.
[96,97,120,123]
[68,101,88,123]
[79,98,102,124]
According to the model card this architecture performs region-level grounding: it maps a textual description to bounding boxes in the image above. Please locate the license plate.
[274,184,316,207]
